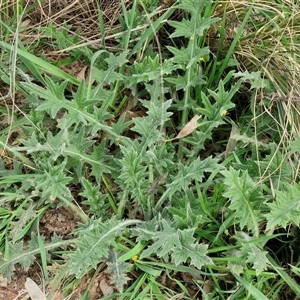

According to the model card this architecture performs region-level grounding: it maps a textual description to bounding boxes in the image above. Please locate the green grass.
[1,0,300,299]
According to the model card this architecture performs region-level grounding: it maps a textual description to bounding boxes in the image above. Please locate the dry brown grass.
[208,1,300,182]
[214,1,300,95]
[27,0,123,38]
[1,0,129,49]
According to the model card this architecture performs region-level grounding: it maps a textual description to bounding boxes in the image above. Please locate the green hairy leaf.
[107,251,130,293]
[266,183,300,230]
[245,244,268,276]
[80,178,108,216]
[221,168,264,236]
[235,71,268,89]
[169,16,220,39]
[132,218,213,269]
[198,79,240,120]
[167,45,210,66]
[166,157,221,197]
[0,235,68,282]
[131,55,176,83]
[0,240,35,282]
[171,230,213,269]
[227,249,246,276]
[131,99,173,146]
[237,232,269,276]
[227,232,269,276]
[34,161,72,202]
[69,219,142,278]
[21,80,67,118]
[176,0,212,12]
[118,141,149,208]
[139,219,182,258]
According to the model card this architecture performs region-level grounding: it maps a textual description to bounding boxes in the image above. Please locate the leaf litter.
[164,115,201,142]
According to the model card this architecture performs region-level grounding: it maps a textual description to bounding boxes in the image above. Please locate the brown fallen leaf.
[224,125,240,159]
[0,275,7,287]
[202,278,214,298]
[76,65,90,83]
[165,115,201,142]
[25,277,46,300]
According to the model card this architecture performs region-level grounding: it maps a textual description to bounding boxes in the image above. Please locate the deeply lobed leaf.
[221,168,264,236]
[69,219,141,278]
[266,184,300,230]
[132,218,213,269]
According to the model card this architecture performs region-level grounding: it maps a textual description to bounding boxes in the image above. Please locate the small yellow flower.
[49,195,55,202]
[131,255,139,261]
[199,57,204,62]
[221,110,228,116]
[190,36,195,41]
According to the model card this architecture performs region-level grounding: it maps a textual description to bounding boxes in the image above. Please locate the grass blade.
[0,41,79,85]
